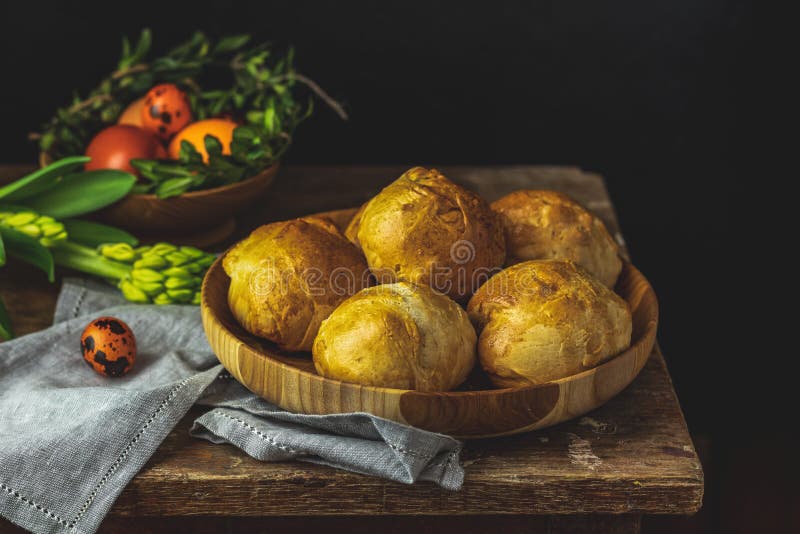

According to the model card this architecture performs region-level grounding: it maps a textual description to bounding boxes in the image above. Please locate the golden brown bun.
[491,190,622,287]
[313,282,477,391]
[345,167,505,302]
[467,260,632,386]
[223,217,370,352]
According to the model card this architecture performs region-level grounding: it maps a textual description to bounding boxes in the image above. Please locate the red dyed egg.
[84,125,166,176]
[80,316,137,377]
[141,83,193,140]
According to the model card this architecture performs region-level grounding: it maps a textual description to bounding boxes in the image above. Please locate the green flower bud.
[135,245,152,256]
[166,288,193,303]
[133,255,169,270]
[196,255,216,268]
[41,222,65,237]
[165,276,194,290]
[131,268,165,283]
[100,243,137,263]
[184,262,202,274]
[4,212,37,227]
[40,231,68,247]
[18,224,42,238]
[133,280,165,296]
[162,266,192,279]
[143,243,177,257]
[153,292,173,305]
[179,246,206,259]
[119,279,150,304]
[164,251,190,266]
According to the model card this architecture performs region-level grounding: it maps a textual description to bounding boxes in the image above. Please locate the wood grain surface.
[0,164,703,520]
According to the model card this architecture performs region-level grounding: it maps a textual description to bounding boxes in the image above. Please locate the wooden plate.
[201,208,658,438]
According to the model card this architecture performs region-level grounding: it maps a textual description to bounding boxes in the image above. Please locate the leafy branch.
[32,30,346,198]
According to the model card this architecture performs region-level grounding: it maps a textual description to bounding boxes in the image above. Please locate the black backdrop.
[0,0,767,529]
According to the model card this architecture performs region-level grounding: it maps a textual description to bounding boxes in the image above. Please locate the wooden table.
[0,165,703,533]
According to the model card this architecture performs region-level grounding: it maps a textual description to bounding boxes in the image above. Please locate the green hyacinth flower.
[0,211,68,247]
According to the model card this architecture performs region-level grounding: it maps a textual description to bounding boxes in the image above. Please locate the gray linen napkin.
[0,278,464,534]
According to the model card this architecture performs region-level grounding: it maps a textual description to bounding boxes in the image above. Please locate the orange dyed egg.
[117,97,145,126]
[168,118,238,162]
[141,83,193,140]
[80,316,136,377]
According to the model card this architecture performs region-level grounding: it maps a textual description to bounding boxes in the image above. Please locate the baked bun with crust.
[491,190,622,287]
[345,167,505,302]
[223,217,370,352]
[313,282,477,391]
[467,259,632,386]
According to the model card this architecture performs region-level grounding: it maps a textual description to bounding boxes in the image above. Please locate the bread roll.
[223,217,370,352]
[313,282,477,391]
[345,167,505,302]
[491,190,622,287]
[467,260,632,386]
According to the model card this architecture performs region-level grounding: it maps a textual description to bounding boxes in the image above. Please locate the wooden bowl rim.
[39,151,279,201]
[202,230,659,399]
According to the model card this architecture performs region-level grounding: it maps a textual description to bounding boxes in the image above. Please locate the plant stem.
[51,241,131,281]
[275,73,349,120]
[67,94,113,114]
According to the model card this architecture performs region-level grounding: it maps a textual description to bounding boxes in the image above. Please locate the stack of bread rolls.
[222,167,631,391]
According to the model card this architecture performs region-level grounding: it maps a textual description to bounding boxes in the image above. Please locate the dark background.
[0,1,778,532]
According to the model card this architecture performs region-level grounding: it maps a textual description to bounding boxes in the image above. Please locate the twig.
[67,94,113,114]
[282,73,349,121]
[111,63,150,80]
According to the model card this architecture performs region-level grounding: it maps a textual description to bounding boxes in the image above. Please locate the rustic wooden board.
[0,164,703,520]
[0,514,643,534]
[107,344,701,517]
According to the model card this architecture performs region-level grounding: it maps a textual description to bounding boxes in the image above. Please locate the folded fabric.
[195,377,463,489]
[0,278,464,534]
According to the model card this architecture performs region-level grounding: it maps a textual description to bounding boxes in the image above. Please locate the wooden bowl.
[201,208,658,438]
[40,152,278,237]
[96,164,279,235]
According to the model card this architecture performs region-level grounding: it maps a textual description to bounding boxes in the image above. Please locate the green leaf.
[0,226,54,282]
[263,106,276,134]
[214,34,251,54]
[155,177,194,199]
[131,183,151,194]
[0,156,90,202]
[129,159,159,174]
[119,36,132,68]
[0,232,5,266]
[200,90,227,99]
[25,170,136,219]
[179,140,204,164]
[204,135,223,158]
[0,295,13,341]
[62,219,139,248]
[133,28,152,64]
